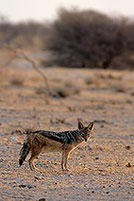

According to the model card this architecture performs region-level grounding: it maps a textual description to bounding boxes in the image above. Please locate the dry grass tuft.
[52,85,80,98]
[10,77,24,86]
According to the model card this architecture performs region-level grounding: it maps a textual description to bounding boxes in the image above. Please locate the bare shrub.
[43,8,134,69]
[84,77,94,85]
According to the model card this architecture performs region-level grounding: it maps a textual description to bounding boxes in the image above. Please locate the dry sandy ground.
[0,62,134,200]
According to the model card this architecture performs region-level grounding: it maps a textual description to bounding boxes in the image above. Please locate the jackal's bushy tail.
[19,140,30,166]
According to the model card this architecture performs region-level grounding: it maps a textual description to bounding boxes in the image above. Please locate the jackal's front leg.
[64,151,70,170]
[61,148,70,171]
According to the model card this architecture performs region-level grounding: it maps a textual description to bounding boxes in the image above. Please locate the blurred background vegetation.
[1,8,134,69]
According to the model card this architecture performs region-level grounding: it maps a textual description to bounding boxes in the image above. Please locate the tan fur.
[19,121,94,171]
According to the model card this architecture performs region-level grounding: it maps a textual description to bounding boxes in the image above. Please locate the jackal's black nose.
[85,139,87,142]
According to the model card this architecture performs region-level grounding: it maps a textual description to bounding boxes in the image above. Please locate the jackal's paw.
[32,166,39,171]
[62,168,69,172]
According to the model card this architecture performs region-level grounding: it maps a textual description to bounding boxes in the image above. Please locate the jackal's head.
[78,120,94,142]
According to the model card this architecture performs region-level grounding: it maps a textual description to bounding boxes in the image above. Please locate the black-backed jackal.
[19,120,94,171]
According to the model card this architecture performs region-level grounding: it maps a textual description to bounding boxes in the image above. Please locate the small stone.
[70,174,73,177]
[19,184,26,188]
[34,176,40,180]
[10,137,17,141]
[19,184,36,189]
[125,146,130,150]
[39,198,46,201]
[27,184,36,189]
[2,171,6,174]
[126,162,131,167]
[95,157,99,160]
[77,116,82,121]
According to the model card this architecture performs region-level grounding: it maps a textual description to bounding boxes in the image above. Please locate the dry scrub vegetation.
[1,8,134,69]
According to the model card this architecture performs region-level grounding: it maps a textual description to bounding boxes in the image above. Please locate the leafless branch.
[0,47,52,96]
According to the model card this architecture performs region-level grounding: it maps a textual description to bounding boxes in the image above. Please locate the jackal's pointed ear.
[78,121,84,130]
[88,122,94,130]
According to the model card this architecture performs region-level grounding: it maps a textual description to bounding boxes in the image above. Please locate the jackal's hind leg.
[29,156,36,170]
[61,150,65,170]
[29,149,41,171]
